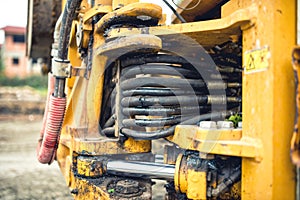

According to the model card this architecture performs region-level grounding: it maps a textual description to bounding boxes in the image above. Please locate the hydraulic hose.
[37,95,67,164]
[120,111,229,140]
[101,46,242,138]
[37,0,82,164]
[37,73,55,163]
[211,167,241,197]
[57,0,82,60]
[161,0,186,23]
[98,7,242,140]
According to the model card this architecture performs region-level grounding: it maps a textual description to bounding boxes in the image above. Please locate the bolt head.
[199,121,217,129]
[115,180,140,194]
[238,121,242,128]
[217,121,234,129]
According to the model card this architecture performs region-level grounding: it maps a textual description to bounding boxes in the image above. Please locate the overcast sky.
[0,0,28,28]
[0,0,28,43]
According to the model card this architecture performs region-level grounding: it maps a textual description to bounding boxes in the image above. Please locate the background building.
[0,26,41,77]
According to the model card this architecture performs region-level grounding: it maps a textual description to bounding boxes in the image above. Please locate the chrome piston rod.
[106,160,175,180]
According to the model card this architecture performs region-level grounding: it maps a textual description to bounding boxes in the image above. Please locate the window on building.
[12,57,19,65]
[13,35,25,43]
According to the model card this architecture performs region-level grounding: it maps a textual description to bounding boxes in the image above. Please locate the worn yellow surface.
[169,125,261,159]
[106,5,255,49]
[239,0,296,199]
[112,0,139,10]
[73,178,111,200]
[55,0,298,199]
[96,2,162,33]
[186,170,207,200]
[123,137,151,153]
[173,125,243,141]
[175,154,207,199]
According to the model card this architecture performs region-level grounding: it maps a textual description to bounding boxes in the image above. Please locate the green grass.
[0,75,48,90]
[35,88,48,98]
[0,75,49,99]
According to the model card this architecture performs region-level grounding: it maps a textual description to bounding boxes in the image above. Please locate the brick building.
[0,26,29,77]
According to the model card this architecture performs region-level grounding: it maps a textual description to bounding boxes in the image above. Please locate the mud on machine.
[27,0,299,199]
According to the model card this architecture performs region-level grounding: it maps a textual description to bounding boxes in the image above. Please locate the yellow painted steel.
[56,3,162,198]
[123,137,151,152]
[174,153,184,193]
[237,0,296,199]
[174,154,207,199]
[77,157,102,177]
[82,5,112,24]
[105,5,255,49]
[73,178,111,200]
[169,125,262,159]
[96,2,162,34]
[186,170,207,200]
[112,0,139,10]
[52,0,298,199]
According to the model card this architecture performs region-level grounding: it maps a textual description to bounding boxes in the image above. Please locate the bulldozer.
[26,0,300,199]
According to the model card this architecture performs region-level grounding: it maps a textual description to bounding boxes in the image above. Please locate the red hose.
[37,74,66,164]
[38,74,54,146]
[36,0,82,164]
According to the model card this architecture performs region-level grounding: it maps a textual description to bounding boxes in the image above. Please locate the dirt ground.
[0,87,166,200]
[0,115,73,200]
[0,87,73,200]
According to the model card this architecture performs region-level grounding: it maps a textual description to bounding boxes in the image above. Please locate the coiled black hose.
[116,53,240,140]
[98,11,242,140]
[120,111,229,140]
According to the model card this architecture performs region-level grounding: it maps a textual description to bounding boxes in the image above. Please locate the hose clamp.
[52,58,71,78]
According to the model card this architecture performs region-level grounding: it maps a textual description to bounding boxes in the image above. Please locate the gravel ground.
[0,116,168,200]
[0,87,167,200]
[0,116,73,200]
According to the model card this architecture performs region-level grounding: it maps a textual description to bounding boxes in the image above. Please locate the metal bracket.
[52,58,71,78]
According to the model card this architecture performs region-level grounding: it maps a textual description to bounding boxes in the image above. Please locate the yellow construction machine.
[26,0,300,199]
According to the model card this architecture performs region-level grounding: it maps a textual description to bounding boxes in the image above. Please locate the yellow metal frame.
[105,4,255,49]
[174,153,207,199]
[238,0,296,198]
[54,0,298,199]
[169,125,262,160]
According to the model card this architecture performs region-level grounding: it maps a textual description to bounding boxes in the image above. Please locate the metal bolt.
[115,180,140,194]
[199,121,217,129]
[217,121,234,129]
[238,121,242,128]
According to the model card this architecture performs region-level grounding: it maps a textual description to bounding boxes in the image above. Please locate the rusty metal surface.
[95,2,162,33]
[72,176,152,200]
[106,5,255,49]
[27,0,61,60]
[291,47,300,167]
